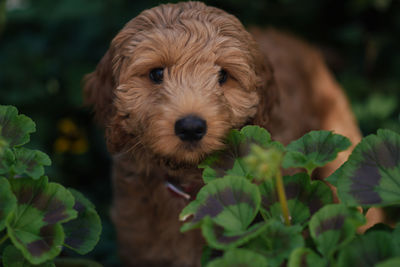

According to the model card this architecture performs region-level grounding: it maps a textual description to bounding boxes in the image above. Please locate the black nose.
[175,115,207,142]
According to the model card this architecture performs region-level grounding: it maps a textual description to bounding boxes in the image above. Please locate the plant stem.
[0,233,8,246]
[275,170,291,226]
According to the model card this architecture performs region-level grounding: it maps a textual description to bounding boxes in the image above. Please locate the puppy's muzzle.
[174,115,207,142]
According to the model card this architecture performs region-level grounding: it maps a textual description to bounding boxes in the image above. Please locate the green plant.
[0,105,102,266]
[180,125,400,267]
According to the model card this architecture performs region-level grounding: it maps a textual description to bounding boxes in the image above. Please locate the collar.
[165,174,198,200]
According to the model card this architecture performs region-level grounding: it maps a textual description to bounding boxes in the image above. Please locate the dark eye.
[149,68,164,84]
[218,69,228,85]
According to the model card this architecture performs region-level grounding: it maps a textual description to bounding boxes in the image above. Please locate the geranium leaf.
[201,219,268,250]
[283,131,351,175]
[199,126,278,183]
[0,105,35,148]
[0,177,16,231]
[337,231,398,266]
[288,248,328,267]
[2,245,55,267]
[260,173,333,225]
[63,189,102,255]
[329,129,400,206]
[6,176,77,264]
[245,220,304,267]
[206,249,268,267]
[309,204,365,258]
[12,147,51,179]
[0,148,15,175]
[180,176,260,232]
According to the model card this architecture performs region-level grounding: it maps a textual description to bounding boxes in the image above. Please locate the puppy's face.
[86,2,272,167]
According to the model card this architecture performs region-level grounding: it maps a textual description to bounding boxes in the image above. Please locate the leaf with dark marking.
[0,177,16,231]
[63,189,102,255]
[6,176,77,264]
[260,173,333,226]
[0,105,35,148]
[180,176,260,232]
[309,204,365,257]
[206,249,268,267]
[199,126,280,183]
[244,220,304,267]
[288,247,328,267]
[2,245,55,267]
[283,131,351,175]
[201,218,268,250]
[328,129,400,206]
[12,147,51,179]
[337,231,397,266]
[0,148,15,175]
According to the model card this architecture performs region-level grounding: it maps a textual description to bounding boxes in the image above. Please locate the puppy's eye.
[218,69,228,85]
[149,68,164,84]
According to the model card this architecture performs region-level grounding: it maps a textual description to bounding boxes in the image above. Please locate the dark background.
[1,0,399,265]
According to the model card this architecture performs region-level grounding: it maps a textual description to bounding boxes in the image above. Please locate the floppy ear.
[252,55,279,128]
[83,50,116,125]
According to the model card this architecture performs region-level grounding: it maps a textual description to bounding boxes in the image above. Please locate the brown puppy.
[84,2,361,266]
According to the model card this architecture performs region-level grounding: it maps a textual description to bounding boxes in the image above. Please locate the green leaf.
[0,148,15,175]
[0,177,17,231]
[63,189,102,255]
[329,129,400,206]
[0,105,35,148]
[6,176,77,264]
[288,247,328,267]
[201,219,268,250]
[338,231,397,266]
[199,126,279,183]
[2,245,55,267]
[283,131,351,175]
[12,147,51,179]
[245,220,304,267]
[260,173,333,225]
[309,204,365,258]
[206,249,268,267]
[180,176,260,232]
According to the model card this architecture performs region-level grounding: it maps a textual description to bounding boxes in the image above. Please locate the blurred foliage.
[0,0,399,265]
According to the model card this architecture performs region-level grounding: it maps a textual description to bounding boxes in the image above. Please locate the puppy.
[84,2,361,266]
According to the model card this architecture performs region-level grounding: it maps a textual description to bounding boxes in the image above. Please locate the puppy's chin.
[157,150,207,171]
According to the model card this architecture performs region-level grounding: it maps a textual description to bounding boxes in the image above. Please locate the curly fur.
[84,2,363,266]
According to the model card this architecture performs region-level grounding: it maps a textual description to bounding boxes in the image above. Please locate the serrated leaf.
[283,131,351,175]
[337,231,397,266]
[199,126,279,183]
[6,176,77,264]
[201,219,268,250]
[309,204,365,258]
[288,247,328,267]
[63,189,102,255]
[180,176,260,232]
[12,147,51,179]
[329,129,400,206]
[0,177,17,231]
[2,245,55,267]
[260,173,333,225]
[245,220,304,267]
[0,105,35,148]
[206,249,268,267]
